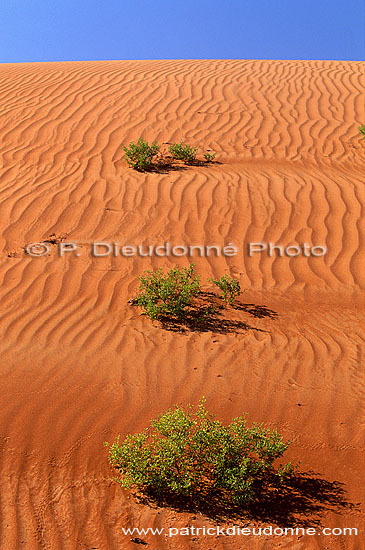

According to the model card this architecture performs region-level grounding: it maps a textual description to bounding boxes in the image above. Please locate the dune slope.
[0,59,364,549]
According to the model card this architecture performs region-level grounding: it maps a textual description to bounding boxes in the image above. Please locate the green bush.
[204,151,216,163]
[105,398,293,504]
[211,275,241,304]
[135,264,200,320]
[169,141,198,163]
[123,138,160,171]
[358,125,365,139]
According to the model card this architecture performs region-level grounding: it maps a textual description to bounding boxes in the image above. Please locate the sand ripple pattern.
[0,60,363,549]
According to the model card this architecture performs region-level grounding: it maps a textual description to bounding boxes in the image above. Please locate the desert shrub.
[211,275,241,304]
[123,138,160,171]
[169,141,198,163]
[135,264,200,320]
[204,151,216,162]
[105,398,293,504]
[358,124,365,139]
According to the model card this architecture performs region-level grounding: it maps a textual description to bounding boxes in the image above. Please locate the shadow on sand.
[130,292,279,334]
[133,471,357,528]
[233,302,278,319]
[125,156,221,174]
[158,293,278,334]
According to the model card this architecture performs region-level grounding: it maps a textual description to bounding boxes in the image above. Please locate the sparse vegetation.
[105,398,294,504]
[211,275,241,304]
[204,151,216,163]
[130,267,243,327]
[135,264,200,320]
[123,138,218,170]
[169,141,198,163]
[358,124,365,139]
[123,138,160,171]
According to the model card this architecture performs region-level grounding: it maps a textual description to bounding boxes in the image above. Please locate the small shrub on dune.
[135,264,200,320]
[211,275,241,304]
[169,141,198,164]
[358,124,365,139]
[123,138,160,171]
[105,398,294,504]
[122,138,217,170]
[204,151,216,163]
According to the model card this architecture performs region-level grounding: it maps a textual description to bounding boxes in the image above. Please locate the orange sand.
[0,59,364,549]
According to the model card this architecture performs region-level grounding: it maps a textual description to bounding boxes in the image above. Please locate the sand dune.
[0,59,364,549]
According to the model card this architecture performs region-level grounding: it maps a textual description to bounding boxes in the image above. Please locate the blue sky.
[0,0,363,63]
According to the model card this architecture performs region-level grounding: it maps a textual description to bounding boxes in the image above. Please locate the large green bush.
[135,264,200,320]
[123,138,160,171]
[105,398,293,504]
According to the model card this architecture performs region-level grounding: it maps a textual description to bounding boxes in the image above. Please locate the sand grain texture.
[0,59,364,549]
